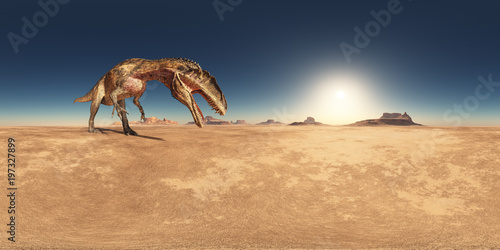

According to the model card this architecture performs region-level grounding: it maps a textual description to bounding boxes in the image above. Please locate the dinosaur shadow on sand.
[98,128,165,141]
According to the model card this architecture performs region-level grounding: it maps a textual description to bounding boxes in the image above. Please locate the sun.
[336,90,346,99]
[306,70,376,125]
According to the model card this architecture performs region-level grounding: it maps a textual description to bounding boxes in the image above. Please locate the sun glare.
[304,70,378,125]
[336,90,346,99]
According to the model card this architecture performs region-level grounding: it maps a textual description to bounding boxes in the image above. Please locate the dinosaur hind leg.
[133,96,146,122]
[89,92,105,133]
[118,99,137,136]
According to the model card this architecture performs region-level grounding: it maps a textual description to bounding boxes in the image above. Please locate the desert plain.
[1,125,499,248]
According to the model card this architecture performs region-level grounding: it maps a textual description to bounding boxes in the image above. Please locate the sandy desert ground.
[1,125,499,248]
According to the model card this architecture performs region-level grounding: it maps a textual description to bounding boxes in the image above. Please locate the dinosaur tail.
[73,89,93,103]
[74,75,105,103]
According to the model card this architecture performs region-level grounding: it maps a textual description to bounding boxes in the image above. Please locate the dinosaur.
[74,58,227,135]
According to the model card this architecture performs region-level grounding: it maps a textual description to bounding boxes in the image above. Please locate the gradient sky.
[1,0,500,126]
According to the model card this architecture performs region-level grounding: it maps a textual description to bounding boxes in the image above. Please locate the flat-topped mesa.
[205,116,231,125]
[381,113,402,119]
[304,117,316,124]
[112,116,179,125]
[380,112,413,121]
[289,116,323,126]
[144,117,179,125]
[144,117,162,124]
[187,116,231,125]
[232,120,247,125]
[352,112,421,126]
[257,119,284,125]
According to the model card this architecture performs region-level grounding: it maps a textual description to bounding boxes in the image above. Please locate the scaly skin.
[74,58,227,135]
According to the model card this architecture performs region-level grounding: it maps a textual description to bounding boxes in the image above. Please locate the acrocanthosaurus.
[74,58,227,135]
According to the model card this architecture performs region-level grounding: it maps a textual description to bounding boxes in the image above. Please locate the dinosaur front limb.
[109,89,129,116]
[133,96,146,122]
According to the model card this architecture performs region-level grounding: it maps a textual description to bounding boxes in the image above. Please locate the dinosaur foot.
[124,128,138,136]
[88,128,103,134]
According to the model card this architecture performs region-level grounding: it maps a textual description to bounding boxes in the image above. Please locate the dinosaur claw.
[89,128,103,134]
[124,127,138,136]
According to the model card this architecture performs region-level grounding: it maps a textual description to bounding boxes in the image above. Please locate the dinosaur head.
[171,71,227,128]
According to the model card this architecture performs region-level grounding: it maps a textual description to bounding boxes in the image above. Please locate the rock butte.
[352,112,422,126]
[257,119,284,125]
[231,120,247,125]
[112,117,178,126]
[290,117,324,126]
[187,116,232,125]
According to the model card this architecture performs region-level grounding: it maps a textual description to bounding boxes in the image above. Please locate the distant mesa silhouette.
[231,120,247,125]
[187,116,231,125]
[380,112,413,121]
[205,116,231,125]
[112,117,179,126]
[289,116,324,126]
[257,119,284,125]
[352,112,422,126]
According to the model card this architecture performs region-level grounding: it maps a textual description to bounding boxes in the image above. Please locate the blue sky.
[1,0,500,126]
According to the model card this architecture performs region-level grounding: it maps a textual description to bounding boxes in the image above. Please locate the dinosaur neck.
[130,59,207,91]
[131,60,176,89]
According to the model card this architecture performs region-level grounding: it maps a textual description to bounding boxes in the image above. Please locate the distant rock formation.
[144,117,179,125]
[304,117,316,124]
[187,116,231,125]
[289,117,323,126]
[380,112,413,121]
[112,117,178,126]
[351,112,421,126]
[257,119,284,125]
[231,120,247,125]
[380,113,401,119]
[205,116,231,125]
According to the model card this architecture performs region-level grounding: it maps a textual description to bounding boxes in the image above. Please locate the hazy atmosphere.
[1,1,500,126]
